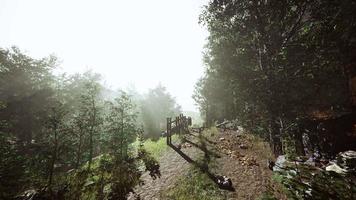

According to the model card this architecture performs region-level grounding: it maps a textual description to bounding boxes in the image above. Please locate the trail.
[128,141,204,200]
[211,130,286,199]
[129,129,286,200]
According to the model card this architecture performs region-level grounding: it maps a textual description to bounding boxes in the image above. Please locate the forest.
[194,0,356,156]
[192,0,356,199]
[0,47,186,199]
[1,0,356,199]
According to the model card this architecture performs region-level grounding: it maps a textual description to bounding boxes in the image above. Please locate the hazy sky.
[0,0,209,111]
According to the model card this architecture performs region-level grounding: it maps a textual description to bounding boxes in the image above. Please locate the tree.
[77,73,103,170]
[61,72,104,169]
[0,47,58,195]
[196,0,353,155]
[103,92,142,199]
[105,91,138,160]
[141,84,181,139]
[0,47,56,144]
[0,46,173,198]
[44,101,68,192]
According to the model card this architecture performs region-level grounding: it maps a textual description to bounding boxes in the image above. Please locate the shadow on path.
[183,139,221,160]
[168,143,235,191]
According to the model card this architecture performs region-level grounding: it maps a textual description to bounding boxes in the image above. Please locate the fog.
[0,0,208,111]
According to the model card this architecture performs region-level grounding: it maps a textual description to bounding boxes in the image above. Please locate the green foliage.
[138,135,177,159]
[109,159,141,200]
[163,167,223,200]
[66,154,141,200]
[0,47,56,143]
[140,84,181,139]
[0,47,57,196]
[195,0,355,155]
[203,126,218,137]
[258,192,278,200]
[104,91,139,160]
[0,47,177,198]
[282,135,298,160]
[0,134,26,199]
[274,165,356,200]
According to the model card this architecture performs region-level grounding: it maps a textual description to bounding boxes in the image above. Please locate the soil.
[129,129,287,200]
[211,129,287,200]
[127,142,204,200]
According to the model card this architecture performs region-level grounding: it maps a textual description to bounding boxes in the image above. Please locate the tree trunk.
[75,131,83,169]
[88,128,93,170]
[121,109,124,160]
[269,117,283,156]
[48,129,58,196]
[88,96,96,170]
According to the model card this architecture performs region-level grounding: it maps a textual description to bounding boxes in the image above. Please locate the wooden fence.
[166,114,192,145]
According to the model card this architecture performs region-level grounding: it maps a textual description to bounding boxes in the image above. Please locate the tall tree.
[141,84,181,139]
[80,76,103,170]
[105,91,138,160]
[44,101,68,192]
[196,0,354,154]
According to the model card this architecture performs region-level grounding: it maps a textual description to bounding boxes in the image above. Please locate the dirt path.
[211,130,287,200]
[128,141,204,200]
[129,129,286,200]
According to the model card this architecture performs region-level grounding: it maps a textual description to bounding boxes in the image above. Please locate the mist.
[0,0,209,111]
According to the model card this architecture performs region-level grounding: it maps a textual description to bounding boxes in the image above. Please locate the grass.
[258,192,278,200]
[203,126,218,137]
[131,135,178,159]
[162,166,223,200]
[161,128,223,200]
[142,137,168,159]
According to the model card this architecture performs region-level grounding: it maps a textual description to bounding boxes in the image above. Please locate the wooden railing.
[166,114,192,145]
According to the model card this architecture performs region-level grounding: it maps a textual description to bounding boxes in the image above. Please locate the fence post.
[175,117,180,137]
[167,117,170,145]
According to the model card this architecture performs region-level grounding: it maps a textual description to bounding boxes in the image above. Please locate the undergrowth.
[131,135,178,159]
[162,127,223,200]
[203,126,218,137]
[162,166,223,200]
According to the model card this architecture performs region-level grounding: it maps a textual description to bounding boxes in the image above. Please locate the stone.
[337,150,356,171]
[325,162,347,174]
[216,175,233,189]
[239,144,248,149]
[273,155,286,171]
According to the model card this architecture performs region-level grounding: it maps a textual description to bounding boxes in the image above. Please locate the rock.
[325,162,347,174]
[313,150,322,161]
[239,144,248,149]
[219,137,225,141]
[267,160,275,170]
[304,157,316,166]
[337,150,356,171]
[273,155,286,171]
[216,175,233,189]
[23,189,37,199]
[161,131,167,137]
[216,119,240,131]
[84,180,95,187]
[248,158,258,166]
[216,121,229,128]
